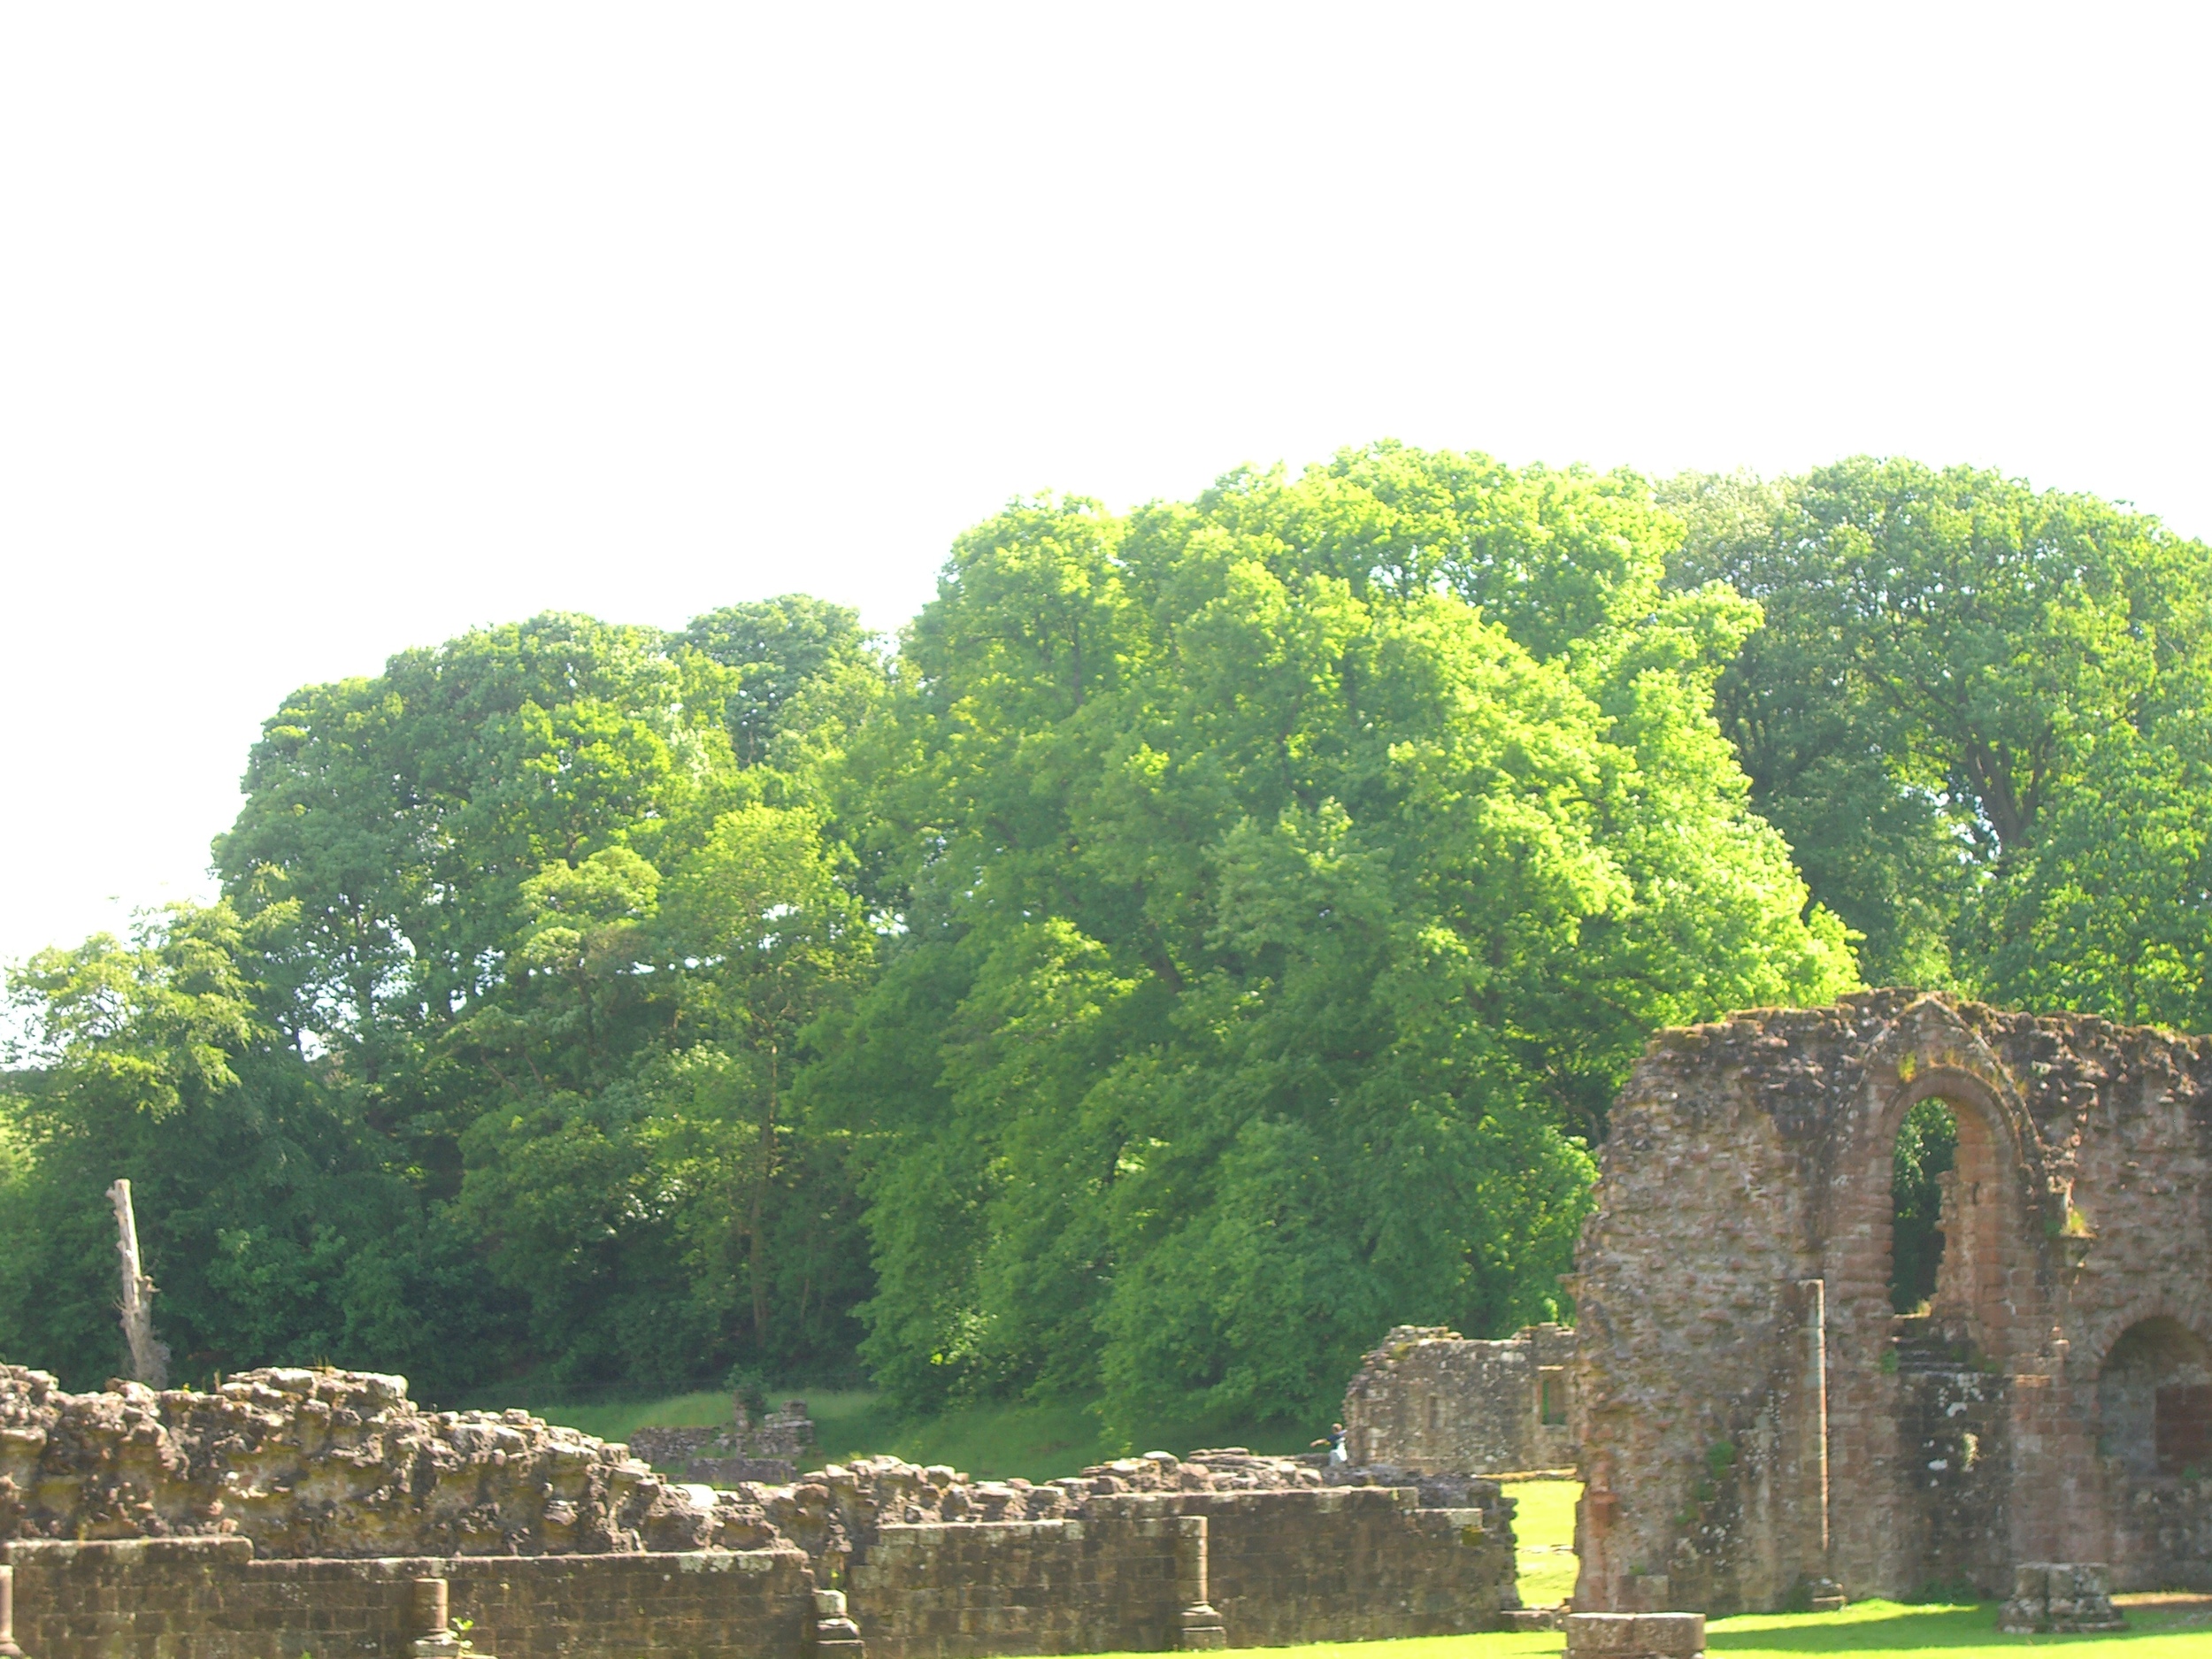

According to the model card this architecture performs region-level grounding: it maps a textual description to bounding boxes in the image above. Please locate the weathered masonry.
[1572,990,2212,1613]
[0,1491,1509,1659]
[1343,1325,1576,1474]
[0,1366,1517,1657]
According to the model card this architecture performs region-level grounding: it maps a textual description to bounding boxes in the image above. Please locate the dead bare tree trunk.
[106,1179,169,1389]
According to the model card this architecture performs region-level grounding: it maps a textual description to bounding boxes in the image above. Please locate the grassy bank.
[1080,1599,2209,1659]
[520,1386,1585,1605]
[511,1396,1573,1611]
[514,1388,1311,1482]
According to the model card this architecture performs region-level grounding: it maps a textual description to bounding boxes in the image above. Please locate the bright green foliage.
[813,445,1855,1432]
[13,444,2206,1425]
[1668,459,2212,1019]
[1982,718,2212,1030]
[1,603,885,1394]
[0,902,470,1389]
[680,595,887,770]
[1888,1100,1957,1315]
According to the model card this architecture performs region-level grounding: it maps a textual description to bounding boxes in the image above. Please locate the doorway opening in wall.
[2098,1318,2212,1478]
[1890,1098,1958,1314]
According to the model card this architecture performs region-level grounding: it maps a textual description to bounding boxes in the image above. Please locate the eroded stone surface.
[0,1365,737,1556]
[1344,1324,1577,1474]
[0,1363,1511,1598]
[1996,1563,2124,1633]
[1573,990,2212,1613]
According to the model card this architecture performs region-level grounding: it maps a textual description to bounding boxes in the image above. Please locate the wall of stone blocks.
[3,1483,1517,1659]
[1571,991,2212,1614]
[2,1536,814,1659]
[849,1516,1182,1659]
[845,1486,1515,1659]
[1343,1325,1576,1474]
[1187,1486,1514,1643]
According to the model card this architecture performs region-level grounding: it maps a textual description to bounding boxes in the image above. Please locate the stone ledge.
[1563,1611,1705,1658]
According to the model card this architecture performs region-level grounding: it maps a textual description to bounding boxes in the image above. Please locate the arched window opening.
[1890,1098,1958,1315]
[2099,1318,2212,1478]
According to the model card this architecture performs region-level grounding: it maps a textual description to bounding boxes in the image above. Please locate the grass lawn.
[1075,1600,2210,1659]
[1695,1600,2212,1654]
[1500,1477,1578,1606]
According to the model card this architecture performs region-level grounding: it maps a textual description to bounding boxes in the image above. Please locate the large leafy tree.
[201,603,881,1391]
[0,902,481,1392]
[19,447,2203,1426]
[811,444,1857,1432]
[1667,459,2212,1011]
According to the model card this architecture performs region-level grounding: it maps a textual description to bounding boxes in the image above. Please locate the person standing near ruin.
[1313,1422,1348,1464]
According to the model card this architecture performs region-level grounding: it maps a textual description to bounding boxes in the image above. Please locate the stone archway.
[1876,1071,2038,1364]
[1571,991,2212,1613]
[2094,1317,2212,1586]
[1827,1063,2042,1600]
[2099,1317,2212,1476]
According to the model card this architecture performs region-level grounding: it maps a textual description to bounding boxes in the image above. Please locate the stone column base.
[1997,1563,2124,1633]
[813,1586,867,1657]
[1563,1611,1705,1659]
[1178,1601,1229,1649]
[0,1563,25,1659]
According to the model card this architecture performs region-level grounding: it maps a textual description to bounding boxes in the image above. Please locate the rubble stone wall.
[0,1367,1520,1657]
[0,1365,757,1557]
[1194,1486,1513,1643]
[845,1485,1514,1659]
[849,1516,1182,1659]
[1,1536,813,1659]
[1572,990,2212,1614]
[1343,1325,1576,1473]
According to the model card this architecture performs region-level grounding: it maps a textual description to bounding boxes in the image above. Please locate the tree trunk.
[107,1179,170,1389]
[749,1047,777,1344]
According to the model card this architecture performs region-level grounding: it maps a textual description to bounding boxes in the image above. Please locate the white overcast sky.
[2,4,2208,972]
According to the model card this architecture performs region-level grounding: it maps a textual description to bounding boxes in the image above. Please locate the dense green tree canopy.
[4,602,884,1396]
[5,446,2208,1439]
[812,445,1854,1430]
[1668,458,2212,1023]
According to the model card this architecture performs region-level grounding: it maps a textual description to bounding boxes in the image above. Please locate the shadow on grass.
[1709,1601,2200,1651]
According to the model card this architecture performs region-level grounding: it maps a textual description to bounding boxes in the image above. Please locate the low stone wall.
[847,1486,1515,1659]
[1,1536,814,1659]
[1198,1486,1509,1644]
[4,1480,1516,1659]
[1343,1325,1577,1475]
[851,1516,1184,1659]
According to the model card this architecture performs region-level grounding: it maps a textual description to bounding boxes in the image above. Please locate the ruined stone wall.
[1194,1486,1512,1643]
[848,1514,1184,1659]
[0,1366,757,1556]
[845,1484,1512,1659]
[1572,990,2212,1614]
[1343,1325,1576,1473]
[633,1400,819,1485]
[0,1369,1520,1657]
[2,1483,1515,1659]
[2,1536,813,1659]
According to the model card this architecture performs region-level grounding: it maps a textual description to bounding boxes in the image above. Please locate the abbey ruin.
[1342,1325,1576,1476]
[10,985,2212,1648]
[1571,990,2212,1612]
[0,1363,1517,1658]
